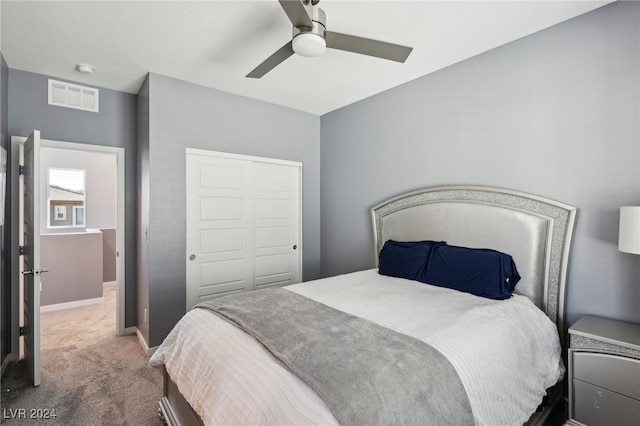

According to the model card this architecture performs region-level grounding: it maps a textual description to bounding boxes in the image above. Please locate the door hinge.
[19,326,25,336]
[19,246,25,255]
[18,165,25,175]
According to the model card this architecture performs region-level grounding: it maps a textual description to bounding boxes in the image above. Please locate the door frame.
[10,136,126,361]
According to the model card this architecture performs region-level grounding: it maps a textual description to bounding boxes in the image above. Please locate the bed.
[150,185,577,426]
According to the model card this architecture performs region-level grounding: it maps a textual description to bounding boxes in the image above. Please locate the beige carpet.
[1,283,164,425]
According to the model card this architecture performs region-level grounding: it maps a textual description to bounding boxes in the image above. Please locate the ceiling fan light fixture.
[292,33,326,57]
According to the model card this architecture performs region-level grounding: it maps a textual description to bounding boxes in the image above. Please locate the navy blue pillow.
[420,243,520,300]
[378,240,438,281]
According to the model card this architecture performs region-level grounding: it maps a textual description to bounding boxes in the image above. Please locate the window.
[54,205,66,221]
[73,206,85,226]
[48,168,86,228]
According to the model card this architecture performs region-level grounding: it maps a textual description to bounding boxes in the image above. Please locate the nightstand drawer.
[573,352,640,400]
[573,379,640,426]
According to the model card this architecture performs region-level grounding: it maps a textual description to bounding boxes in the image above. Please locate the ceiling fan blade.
[325,31,413,63]
[246,41,295,79]
[278,0,313,28]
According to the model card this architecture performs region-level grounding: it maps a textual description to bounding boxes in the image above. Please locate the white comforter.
[150,269,564,426]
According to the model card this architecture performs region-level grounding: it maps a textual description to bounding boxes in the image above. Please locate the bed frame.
[159,185,577,426]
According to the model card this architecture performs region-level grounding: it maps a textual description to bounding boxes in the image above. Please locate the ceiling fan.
[246,0,413,78]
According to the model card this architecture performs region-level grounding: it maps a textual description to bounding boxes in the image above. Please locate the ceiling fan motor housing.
[292,6,326,57]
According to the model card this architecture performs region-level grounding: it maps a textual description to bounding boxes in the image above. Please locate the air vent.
[48,79,99,113]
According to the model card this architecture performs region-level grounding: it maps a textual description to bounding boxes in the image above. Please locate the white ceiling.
[1,0,612,115]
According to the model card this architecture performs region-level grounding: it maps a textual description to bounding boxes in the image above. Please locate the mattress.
[150,269,564,425]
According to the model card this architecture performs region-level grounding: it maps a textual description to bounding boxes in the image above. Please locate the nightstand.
[567,315,640,426]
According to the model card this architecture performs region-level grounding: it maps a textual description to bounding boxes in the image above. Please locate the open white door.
[22,130,42,386]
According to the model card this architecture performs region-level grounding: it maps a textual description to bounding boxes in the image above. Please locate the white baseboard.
[123,326,137,335]
[135,327,159,357]
[40,297,104,313]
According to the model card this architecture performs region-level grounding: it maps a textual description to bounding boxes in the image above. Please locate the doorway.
[9,135,126,385]
[39,148,116,313]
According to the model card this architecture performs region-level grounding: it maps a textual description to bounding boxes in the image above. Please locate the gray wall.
[142,73,321,347]
[136,76,150,343]
[320,1,640,328]
[8,70,138,327]
[102,228,116,283]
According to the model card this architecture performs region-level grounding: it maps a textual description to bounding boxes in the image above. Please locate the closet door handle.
[189,254,196,261]
[292,245,297,250]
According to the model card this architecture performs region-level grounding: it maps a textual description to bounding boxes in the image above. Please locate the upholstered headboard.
[371,186,576,335]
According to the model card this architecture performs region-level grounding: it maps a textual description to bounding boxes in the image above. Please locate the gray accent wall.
[320,1,640,327]
[141,73,321,347]
[8,70,138,327]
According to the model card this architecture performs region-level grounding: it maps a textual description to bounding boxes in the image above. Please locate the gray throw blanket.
[196,288,474,426]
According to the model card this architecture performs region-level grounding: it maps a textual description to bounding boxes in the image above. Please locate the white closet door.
[186,150,301,310]
[254,162,300,289]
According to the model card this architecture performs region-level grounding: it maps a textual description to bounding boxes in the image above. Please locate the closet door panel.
[186,154,253,309]
[254,162,300,289]
[187,150,302,308]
